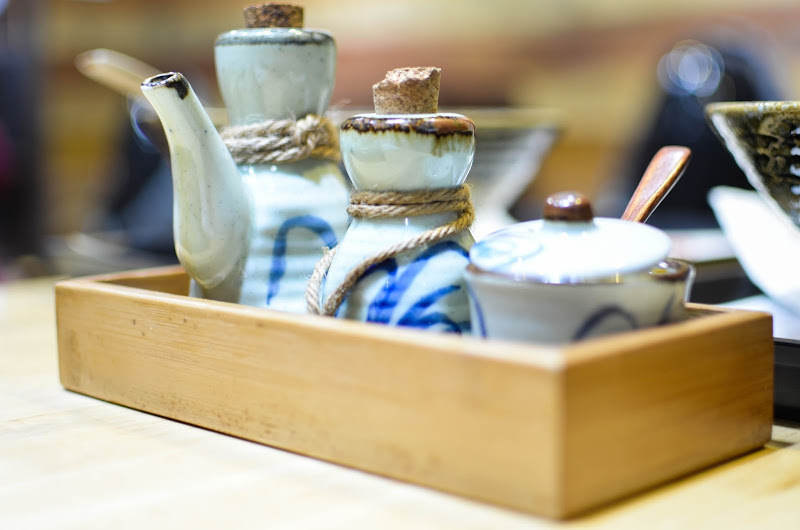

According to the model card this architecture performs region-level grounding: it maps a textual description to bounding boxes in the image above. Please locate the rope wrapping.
[220,114,341,165]
[306,184,474,316]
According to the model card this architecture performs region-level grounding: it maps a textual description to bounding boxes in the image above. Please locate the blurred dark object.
[45,98,179,277]
[53,48,226,276]
[774,338,800,422]
[70,48,177,262]
[689,258,761,304]
[99,96,175,257]
[0,1,45,277]
[617,37,785,229]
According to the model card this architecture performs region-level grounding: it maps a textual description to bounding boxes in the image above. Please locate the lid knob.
[244,3,304,28]
[543,192,594,222]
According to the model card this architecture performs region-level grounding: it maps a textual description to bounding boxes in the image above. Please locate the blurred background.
[2,0,800,290]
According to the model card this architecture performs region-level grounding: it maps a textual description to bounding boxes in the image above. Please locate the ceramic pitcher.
[141,5,349,312]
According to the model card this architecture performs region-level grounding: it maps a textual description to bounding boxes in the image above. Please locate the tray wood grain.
[55,266,774,518]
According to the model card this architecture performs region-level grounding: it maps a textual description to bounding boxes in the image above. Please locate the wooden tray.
[55,266,774,519]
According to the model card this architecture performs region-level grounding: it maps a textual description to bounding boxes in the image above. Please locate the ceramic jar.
[213,26,349,312]
[320,113,476,332]
[464,192,694,343]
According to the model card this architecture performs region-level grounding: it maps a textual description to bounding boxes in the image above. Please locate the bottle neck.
[215,31,336,124]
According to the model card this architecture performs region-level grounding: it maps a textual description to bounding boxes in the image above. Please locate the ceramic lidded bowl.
[464,192,694,343]
[705,101,800,229]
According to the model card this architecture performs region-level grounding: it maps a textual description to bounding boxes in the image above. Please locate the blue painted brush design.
[571,295,677,341]
[267,215,338,305]
[361,241,470,333]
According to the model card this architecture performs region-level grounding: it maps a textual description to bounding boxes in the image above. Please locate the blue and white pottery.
[464,192,694,343]
[141,18,349,313]
[321,113,476,333]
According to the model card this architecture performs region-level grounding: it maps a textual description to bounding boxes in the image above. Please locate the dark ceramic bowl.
[706,101,800,228]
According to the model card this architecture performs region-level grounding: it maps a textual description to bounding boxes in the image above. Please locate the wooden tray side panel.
[561,311,774,516]
[94,265,190,295]
[55,279,565,516]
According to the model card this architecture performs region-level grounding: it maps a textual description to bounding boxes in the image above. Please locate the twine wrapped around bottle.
[220,114,341,165]
[306,184,475,316]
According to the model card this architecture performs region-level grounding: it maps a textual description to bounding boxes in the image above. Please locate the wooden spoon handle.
[75,48,162,99]
[75,48,229,127]
[621,145,691,223]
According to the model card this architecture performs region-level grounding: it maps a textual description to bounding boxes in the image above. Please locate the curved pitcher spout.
[141,72,251,302]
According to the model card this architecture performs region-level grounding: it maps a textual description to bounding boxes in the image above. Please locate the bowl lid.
[469,192,672,283]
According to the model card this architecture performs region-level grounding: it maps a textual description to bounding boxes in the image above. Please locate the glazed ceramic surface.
[706,101,800,229]
[142,26,348,313]
[215,29,336,124]
[235,158,348,311]
[321,113,476,332]
[464,194,693,343]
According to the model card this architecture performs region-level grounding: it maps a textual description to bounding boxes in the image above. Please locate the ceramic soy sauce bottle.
[141,3,349,312]
[310,67,476,333]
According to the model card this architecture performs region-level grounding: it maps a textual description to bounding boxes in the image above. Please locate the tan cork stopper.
[372,67,441,114]
[244,4,304,28]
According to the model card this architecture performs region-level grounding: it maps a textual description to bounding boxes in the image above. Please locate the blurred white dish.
[721,295,800,340]
[664,228,735,263]
[708,185,800,317]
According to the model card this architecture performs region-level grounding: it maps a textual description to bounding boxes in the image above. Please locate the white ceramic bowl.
[464,192,695,343]
[708,185,800,317]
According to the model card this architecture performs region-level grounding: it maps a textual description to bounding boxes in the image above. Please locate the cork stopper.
[244,3,304,28]
[372,67,441,114]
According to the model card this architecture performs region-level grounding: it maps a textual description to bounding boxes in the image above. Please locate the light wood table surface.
[2,277,800,529]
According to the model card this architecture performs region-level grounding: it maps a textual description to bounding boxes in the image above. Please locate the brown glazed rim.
[341,114,475,137]
[465,258,692,285]
[704,101,800,120]
[215,28,333,46]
